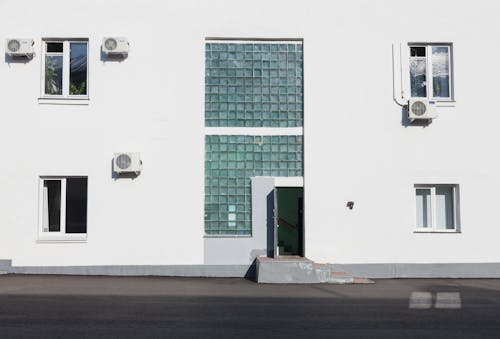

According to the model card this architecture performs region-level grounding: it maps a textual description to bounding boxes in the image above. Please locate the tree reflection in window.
[45,55,63,95]
[69,43,87,95]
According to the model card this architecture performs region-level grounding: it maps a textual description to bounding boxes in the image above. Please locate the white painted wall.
[0,0,499,267]
[302,0,500,264]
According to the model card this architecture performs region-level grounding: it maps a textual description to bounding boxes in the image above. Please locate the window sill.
[38,97,89,105]
[37,234,87,243]
[204,234,252,238]
[413,229,460,234]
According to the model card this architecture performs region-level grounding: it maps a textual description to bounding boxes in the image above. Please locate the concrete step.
[315,264,354,283]
[329,271,355,284]
[257,256,317,283]
[323,264,374,284]
[257,257,373,284]
[353,277,375,284]
[314,263,332,283]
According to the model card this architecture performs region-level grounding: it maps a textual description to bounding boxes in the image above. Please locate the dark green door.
[276,187,304,257]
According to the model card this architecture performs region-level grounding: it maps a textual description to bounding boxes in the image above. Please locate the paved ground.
[1,275,500,338]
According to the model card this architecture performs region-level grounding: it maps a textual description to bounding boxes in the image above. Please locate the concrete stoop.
[256,256,373,284]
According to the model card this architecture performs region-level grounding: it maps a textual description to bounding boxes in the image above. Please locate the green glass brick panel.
[205,135,303,235]
[205,43,303,127]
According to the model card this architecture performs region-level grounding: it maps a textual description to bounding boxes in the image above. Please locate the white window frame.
[409,43,453,101]
[38,177,87,242]
[40,39,89,103]
[413,184,460,233]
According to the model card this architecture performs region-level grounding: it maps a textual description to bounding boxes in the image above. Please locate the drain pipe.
[392,43,407,107]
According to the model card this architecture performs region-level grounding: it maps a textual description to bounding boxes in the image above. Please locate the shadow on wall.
[100,49,128,63]
[266,191,275,258]
[110,159,139,180]
[401,105,432,128]
[4,55,32,64]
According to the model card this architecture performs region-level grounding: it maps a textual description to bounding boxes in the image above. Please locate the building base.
[2,260,500,279]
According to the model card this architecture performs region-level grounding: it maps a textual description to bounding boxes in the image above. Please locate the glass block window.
[205,43,303,127]
[205,135,303,235]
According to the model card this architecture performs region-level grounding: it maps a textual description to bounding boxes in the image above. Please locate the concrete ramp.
[256,256,372,284]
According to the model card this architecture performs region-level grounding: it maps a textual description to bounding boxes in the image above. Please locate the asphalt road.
[1,275,500,338]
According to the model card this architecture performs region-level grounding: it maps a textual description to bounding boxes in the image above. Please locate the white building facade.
[1,0,499,278]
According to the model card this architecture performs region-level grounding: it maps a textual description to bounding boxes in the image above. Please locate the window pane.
[46,42,63,53]
[416,189,431,228]
[45,55,63,95]
[43,180,61,232]
[435,186,454,229]
[410,46,426,57]
[69,43,88,95]
[65,178,88,234]
[432,47,450,98]
[410,59,427,97]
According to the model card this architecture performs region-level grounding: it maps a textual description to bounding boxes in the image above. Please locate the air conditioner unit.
[408,99,437,121]
[5,38,34,56]
[102,37,129,55]
[113,153,142,174]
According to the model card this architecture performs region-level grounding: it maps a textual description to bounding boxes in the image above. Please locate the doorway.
[275,187,304,257]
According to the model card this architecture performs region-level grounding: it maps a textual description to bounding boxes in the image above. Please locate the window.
[39,177,88,241]
[42,40,88,98]
[414,184,459,232]
[409,44,452,100]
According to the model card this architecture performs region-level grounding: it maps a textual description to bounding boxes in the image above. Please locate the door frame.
[273,177,304,258]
